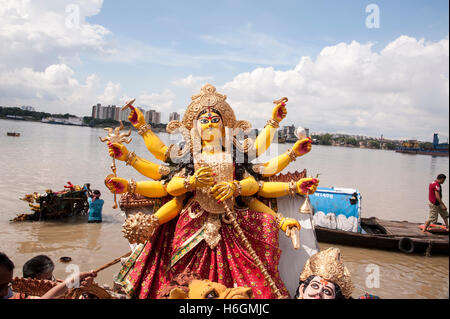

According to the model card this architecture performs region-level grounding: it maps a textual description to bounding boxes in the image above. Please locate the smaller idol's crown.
[299,248,354,298]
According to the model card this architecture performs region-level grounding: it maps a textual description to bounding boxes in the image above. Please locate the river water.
[0,119,448,299]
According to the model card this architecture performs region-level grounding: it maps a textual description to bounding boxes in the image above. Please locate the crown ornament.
[299,247,354,298]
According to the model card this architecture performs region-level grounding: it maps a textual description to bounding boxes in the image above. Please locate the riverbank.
[0,117,168,133]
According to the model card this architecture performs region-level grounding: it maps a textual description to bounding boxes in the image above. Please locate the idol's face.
[197,111,224,143]
[298,276,336,299]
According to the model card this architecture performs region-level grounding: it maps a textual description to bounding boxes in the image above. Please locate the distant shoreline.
[0,117,167,133]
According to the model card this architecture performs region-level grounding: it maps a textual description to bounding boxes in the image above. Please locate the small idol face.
[197,111,224,143]
[298,276,336,299]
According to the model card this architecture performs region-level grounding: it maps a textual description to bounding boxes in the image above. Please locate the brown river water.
[0,119,448,299]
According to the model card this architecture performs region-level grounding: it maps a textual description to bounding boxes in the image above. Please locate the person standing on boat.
[88,190,104,223]
[423,174,448,232]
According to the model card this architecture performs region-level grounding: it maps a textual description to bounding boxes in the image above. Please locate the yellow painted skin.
[128,105,168,161]
[108,142,164,180]
[105,177,168,198]
[154,196,185,224]
[253,101,287,157]
[129,101,286,162]
[247,197,300,231]
[258,178,319,198]
[106,105,312,231]
[258,138,312,177]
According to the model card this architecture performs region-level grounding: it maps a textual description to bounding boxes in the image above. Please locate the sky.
[0,0,448,141]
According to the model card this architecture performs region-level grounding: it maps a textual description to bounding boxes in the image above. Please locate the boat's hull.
[315,220,449,255]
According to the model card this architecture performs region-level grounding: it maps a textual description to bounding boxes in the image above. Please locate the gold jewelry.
[233,181,242,197]
[181,84,250,131]
[128,179,137,194]
[265,119,280,129]
[125,151,137,166]
[122,212,160,244]
[288,180,297,196]
[258,180,264,192]
[275,213,285,228]
[184,176,193,191]
[158,165,171,176]
[138,123,152,136]
[299,248,354,299]
[286,148,297,162]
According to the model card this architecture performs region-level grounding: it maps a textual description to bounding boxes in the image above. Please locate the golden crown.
[179,83,251,132]
[299,247,354,298]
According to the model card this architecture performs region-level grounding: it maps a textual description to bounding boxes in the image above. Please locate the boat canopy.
[309,187,362,233]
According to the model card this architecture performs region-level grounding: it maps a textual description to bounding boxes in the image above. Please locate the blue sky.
[0,0,448,140]
[80,0,449,87]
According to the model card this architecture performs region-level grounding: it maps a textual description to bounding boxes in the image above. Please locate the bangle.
[184,177,193,191]
[288,180,297,196]
[276,213,285,228]
[138,123,152,136]
[286,148,297,162]
[258,181,264,192]
[233,181,242,197]
[265,119,280,129]
[125,151,137,166]
[128,179,137,194]
[158,165,171,176]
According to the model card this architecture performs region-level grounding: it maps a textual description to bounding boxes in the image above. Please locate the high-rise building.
[145,110,155,124]
[151,112,161,124]
[92,103,101,118]
[169,112,180,122]
[21,106,35,112]
[120,108,131,122]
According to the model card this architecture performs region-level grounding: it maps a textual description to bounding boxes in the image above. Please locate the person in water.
[88,190,104,223]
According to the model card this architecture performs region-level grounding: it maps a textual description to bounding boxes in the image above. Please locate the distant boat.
[7,132,20,137]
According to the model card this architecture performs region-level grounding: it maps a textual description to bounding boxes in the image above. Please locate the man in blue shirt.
[88,190,104,223]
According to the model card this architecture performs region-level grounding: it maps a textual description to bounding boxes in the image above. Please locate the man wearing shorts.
[423,174,448,232]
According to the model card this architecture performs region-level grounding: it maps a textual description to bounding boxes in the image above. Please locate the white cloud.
[134,89,177,112]
[172,75,214,89]
[0,0,110,69]
[97,81,121,105]
[221,36,449,140]
[0,63,101,115]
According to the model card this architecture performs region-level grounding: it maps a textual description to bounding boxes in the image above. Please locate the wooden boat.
[12,183,91,222]
[7,132,20,137]
[314,217,449,255]
[309,186,449,255]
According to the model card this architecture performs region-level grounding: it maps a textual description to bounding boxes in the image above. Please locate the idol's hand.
[292,137,312,157]
[105,177,128,194]
[271,100,287,123]
[286,226,300,250]
[279,217,300,233]
[296,178,319,195]
[108,142,129,161]
[210,182,236,203]
[128,105,146,129]
[190,167,215,188]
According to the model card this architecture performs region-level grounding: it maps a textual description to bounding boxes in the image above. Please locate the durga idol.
[104,84,319,299]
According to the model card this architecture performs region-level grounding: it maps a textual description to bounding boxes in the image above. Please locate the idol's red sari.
[120,200,289,299]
